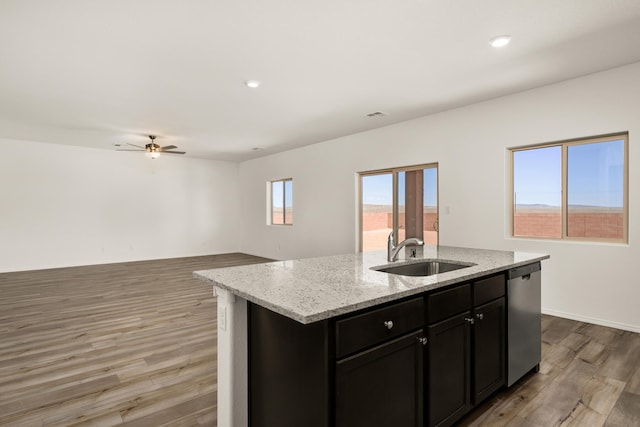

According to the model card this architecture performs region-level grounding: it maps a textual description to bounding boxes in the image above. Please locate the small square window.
[270,179,293,225]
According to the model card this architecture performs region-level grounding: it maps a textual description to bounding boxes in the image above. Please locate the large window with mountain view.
[359,164,438,251]
[511,133,627,242]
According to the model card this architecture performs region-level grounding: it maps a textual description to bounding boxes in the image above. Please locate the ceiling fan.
[117,135,186,159]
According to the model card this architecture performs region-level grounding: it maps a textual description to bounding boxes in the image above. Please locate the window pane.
[567,140,624,239]
[360,165,438,252]
[400,169,434,244]
[397,171,406,242]
[272,181,284,225]
[284,180,293,225]
[362,174,393,251]
[513,146,562,238]
[423,168,438,245]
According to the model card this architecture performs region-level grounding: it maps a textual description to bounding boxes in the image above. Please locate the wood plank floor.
[459,316,640,426]
[0,254,270,426]
[1,254,639,426]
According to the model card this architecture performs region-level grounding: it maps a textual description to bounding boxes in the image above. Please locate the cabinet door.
[336,331,424,427]
[473,297,505,404]
[427,312,472,427]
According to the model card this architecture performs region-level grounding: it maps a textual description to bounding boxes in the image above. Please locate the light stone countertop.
[193,246,549,324]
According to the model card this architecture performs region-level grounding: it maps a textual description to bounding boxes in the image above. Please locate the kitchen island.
[194,246,549,427]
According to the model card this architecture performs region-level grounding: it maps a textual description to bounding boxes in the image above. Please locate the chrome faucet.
[387,231,424,262]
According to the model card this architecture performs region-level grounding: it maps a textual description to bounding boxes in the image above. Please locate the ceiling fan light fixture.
[489,34,511,48]
[145,138,161,159]
[117,135,185,157]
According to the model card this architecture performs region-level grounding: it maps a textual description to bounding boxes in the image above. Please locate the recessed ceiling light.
[245,80,261,88]
[489,35,512,48]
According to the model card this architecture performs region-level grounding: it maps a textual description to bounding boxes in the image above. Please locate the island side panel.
[215,287,249,427]
[248,302,332,427]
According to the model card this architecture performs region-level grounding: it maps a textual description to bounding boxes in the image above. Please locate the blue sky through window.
[362,174,393,205]
[567,140,623,207]
[513,146,561,207]
[272,180,292,209]
[514,140,624,208]
[362,168,437,207]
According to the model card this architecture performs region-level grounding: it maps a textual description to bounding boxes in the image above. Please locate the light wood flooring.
[1,254,639,426]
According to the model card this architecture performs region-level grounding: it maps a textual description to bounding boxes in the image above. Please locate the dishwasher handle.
[508,262,540,280]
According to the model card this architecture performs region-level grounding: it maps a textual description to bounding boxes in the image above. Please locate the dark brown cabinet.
[425,283,472,427]
[426,311,472,427]
[336,297,425,358]
[336,297,425,427]
[336,331,425,427]
[248,303,331,427]
[247,272,512,427]
[472,273,506,404]
[425,275,506,427]
[472,297,505,404]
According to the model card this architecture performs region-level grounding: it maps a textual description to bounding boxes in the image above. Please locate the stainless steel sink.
[373,260,474,277]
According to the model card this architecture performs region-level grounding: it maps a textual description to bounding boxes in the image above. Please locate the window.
[270,178,293,225]
[359,164,438,251]
[511,133,627,242]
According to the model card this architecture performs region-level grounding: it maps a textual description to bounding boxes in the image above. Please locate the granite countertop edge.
[193,247,550,324]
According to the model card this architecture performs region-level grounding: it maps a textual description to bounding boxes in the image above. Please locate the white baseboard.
[542,308,640,333]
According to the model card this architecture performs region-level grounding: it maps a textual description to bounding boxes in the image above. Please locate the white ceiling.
[2,1,640,161]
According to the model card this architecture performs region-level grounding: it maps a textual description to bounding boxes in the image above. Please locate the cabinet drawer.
[473,274,505,306]
[336,297,424,358]
[426,284,471,324]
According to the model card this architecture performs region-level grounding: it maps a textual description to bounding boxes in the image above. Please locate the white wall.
[0,138,240,272]
[238,61,640,332]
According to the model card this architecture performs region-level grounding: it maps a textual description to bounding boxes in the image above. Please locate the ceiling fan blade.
[163,151,186,154]
[126,143,147,149]
[160,145,177,150]
[117,149,146,152]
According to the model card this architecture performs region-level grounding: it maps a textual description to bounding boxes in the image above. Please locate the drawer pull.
[464,317,475,325]
[383,320,394,330]
[417,337,428,346]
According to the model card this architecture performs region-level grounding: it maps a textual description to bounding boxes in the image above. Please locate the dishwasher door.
[507,262,541,387]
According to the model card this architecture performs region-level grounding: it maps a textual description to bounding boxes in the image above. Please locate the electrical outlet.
[219,306,227,331]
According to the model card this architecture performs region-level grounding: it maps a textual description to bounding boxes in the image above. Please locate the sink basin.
[373,261,474,277]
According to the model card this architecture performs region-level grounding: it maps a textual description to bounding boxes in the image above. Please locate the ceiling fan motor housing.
[146,143,161,152]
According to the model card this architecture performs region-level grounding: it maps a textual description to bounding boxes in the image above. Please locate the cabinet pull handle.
[383,320,394,330]
[476,313,484,321]
[464,317,475,324]
[417,337,428,345]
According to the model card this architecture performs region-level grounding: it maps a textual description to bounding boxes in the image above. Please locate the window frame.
[358,163,439,252]
[509,132,628,243]
[269,178,293,226]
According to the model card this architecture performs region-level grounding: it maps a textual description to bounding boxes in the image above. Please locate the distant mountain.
[515,204,622,212]
[515,204,559,209]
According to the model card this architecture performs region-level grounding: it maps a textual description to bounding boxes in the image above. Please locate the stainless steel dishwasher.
[507,262,541,386]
